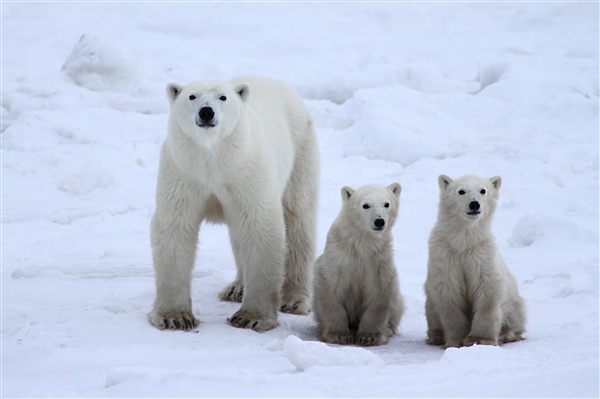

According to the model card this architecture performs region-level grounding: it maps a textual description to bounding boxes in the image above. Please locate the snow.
[2,2,598,398]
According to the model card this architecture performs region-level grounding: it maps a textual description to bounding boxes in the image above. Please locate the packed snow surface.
[2,2,598,398]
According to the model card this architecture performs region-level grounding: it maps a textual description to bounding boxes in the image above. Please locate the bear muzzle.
[466,201,481,216]
[372,218,386,231]
[196,106,217,128]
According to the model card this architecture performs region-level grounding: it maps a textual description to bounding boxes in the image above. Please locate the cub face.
[438,174,502,222]
[341,183,401,234]
[166,80,250,148]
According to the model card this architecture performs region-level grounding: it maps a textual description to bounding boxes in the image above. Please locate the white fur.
[148,76,319,332]
[313,183,405,346]
[424,174,526,348]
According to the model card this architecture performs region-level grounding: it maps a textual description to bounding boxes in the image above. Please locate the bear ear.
[438,174,452,190]
[387,182,401,198]
[490,175,502,190]
[166,83,183,105]
[235,84,250,102]
[341,186,354,201]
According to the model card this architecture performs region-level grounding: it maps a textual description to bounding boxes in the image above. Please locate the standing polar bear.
[314,183,405,346]
[148,76,319,332]
[424,174,526,348]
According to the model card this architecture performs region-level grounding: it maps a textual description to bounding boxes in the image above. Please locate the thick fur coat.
[424,174,526,348]
[148,76,319,332]
[313,183,405,346]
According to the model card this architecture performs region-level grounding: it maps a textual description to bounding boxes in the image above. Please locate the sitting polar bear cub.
[314,183,405,346]
[425,174,526,348]
[148,76,319,332]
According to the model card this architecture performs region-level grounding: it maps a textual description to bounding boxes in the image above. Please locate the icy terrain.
[2,2,598,397]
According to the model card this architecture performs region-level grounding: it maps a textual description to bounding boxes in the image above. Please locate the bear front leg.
[225,202,286,332]
[148,164,204,331]
[435,300,471,348]
[148,212,202,331]
[464,298,502,347]
[313,276,354,345]
[356,299,393,347]
[425,295,445,346]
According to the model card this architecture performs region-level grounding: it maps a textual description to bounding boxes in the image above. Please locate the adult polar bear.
[148,76,319,332]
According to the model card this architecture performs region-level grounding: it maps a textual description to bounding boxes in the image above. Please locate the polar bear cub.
[148,76,319,332]
[314,183,405,346]
[424,174,526,348]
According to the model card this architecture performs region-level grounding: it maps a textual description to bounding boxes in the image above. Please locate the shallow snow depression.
[2,2,599,398]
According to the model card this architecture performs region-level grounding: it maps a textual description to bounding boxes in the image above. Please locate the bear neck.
[332,217,393,258]
[435,210,495,250]
[167,120,251,173]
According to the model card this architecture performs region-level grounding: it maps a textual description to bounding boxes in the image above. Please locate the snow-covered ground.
[2,2,598,397]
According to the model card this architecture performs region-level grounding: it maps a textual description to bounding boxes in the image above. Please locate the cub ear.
[438,174,452,190]
[387,182,401,198]
[166,83,183,105]
[235,83,250,102]
[490,175,502,190]
[341,186,354,201]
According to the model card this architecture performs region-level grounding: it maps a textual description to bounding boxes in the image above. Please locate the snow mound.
[478,60,509,90]
[58,169,113,195]
[509,214,585,248]
[105,367,180,388]
[61,35,141,94]
[283,335,385,371]
[440,345,531,371]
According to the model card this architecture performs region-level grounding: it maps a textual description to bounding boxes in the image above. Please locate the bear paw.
[148,310,199,331]
[219,282,244,303]
[227,309,279,332]
[442,338,464,349]
[463,335,498,347]
[280,296,311,315]
[500,330,525,344]
[321,330,354,345]
[426,329,446,346]
[356,332,388,347]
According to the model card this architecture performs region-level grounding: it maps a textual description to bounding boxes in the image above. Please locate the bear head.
[437,174,502,223]
[166,80,250,148]
[340,183,401,235]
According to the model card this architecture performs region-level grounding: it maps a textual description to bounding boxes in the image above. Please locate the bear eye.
[219,95,227,101]
[362,204,370,209]
[480,189,486,195]
[384,202,390,208]
[189,95,196,100]
[458,190,466,195]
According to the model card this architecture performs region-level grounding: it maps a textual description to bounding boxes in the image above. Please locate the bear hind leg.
[280,192,317,315]
[280,137,319,315]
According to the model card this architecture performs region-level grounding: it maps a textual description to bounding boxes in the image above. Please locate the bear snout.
[467,201,481,215]
[197,106,216,127]
[373,218,386,230]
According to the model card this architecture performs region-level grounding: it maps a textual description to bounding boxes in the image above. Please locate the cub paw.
[321,330,354,345]
[219,282,244,302]
[500,329,525,344]
[356,332,388,347]
[426,329,445,346]
[148,310,199,331]
[227,309,278,332]
[280,295,311,315]
[464,335,497,347]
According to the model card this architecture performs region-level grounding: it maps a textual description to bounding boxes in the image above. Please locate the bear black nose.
[199,107,215,122]
[374,219,385,228]
[469,201,480,211]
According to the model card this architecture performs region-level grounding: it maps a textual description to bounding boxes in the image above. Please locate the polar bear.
[148,76,319,332]
[313,183,405,346]
[424,174,526,348]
